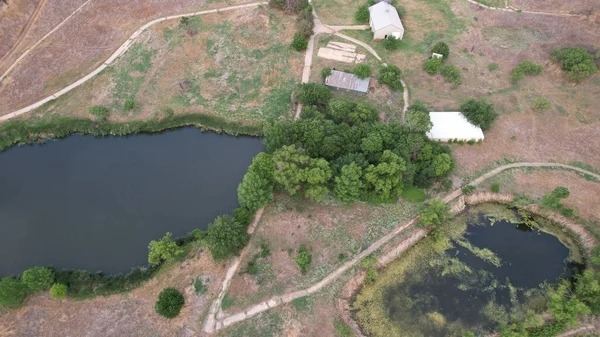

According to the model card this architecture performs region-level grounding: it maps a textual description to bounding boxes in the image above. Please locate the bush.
[148,232,184,265]
[462,185,476,195]
[296,7,314,38]
[294,246,312,274]
[532,97,552,112]
[418,199,451,228]
[365,268,379,284]
[378,64,403,90]
[0,277,28,308]
[50,283,67,298]
[431,42,450,60]
[382,36,400,51]
[511,60,543,83]
[353,63,372,79]
[460,98,498,131]
[440,64,462,86]
[488,63,500,71]
[295,83,332,106]
[551,47,598,82]
[423,57,443,75]
[124,99,136,111]
[321,67,332,80]
[491,183,500,193]
[291,32,308,51]
[334,318,354,337]
[206,215,249,259]
[155,287,184,318]
[87,105,109,119]
[355,5,370,23]
[22,267,54,292]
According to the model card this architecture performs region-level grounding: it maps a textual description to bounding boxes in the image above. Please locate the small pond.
[354,204,582,337]
[0,128,263,276]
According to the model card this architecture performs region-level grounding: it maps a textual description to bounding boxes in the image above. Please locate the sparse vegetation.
[355,5,370,23]
[321,67,332,80]
[488,63,500,71]
[87,105,109,119]
[532,97,552,112]
[440,64,462,86]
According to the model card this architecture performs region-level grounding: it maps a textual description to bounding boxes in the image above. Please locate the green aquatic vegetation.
[456,239,502,267]
[481,297,509,325]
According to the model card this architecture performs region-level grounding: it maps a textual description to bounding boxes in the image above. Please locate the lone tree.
[148,232,183,265]
[460,98,498,131]
[418,199,451,228]
[22,267,54,292]
[155,287,185,318]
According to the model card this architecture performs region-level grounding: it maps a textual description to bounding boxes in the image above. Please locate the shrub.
[355,5,370,23]
[378,64,403,90]
[590,247,600,267]
[353,63,372,79]
[294,246,312,274]
[87,105,109,119]
[551,47,598,82]
[460,98,498,131]
[511,60,543,83]
[22,267,54,292]
[423,57,443,75]
[418,199,451,228]
[488,63,499,71]
[440,64,462,86]
[295,83,332,106]
[296,7,314,38]
[334,318,354,337]
[206,215,249,259]
[532,97,552,112]
[148,232,184,265]
[491,183,500,193]
[321,67,332,80]
[431,42,450,60]
[365,268,379,284]
[462,185,476,195]
[291,32,308,51]
[0,277,28,308]
[155,287,185,318]
[124,99,136,111]
[382,36,400,50]
[50,283,67,298]
[395,4,406,18]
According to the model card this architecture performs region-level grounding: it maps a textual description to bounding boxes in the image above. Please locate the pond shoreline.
[0,113,263,152]
[340,192,595,337]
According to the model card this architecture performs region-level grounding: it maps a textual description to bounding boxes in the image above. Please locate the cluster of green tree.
[510,60,543,83]
[264,84,454,203]
[291,4,314,51]
[423,42,462,86]
[496,269,600,337]
[0,267,68,308]
[540,186,574,217]
[551,47,598,83]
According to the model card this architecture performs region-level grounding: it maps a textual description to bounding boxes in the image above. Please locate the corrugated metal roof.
[426,112,485,141]
[368,2,404,31]
[324,70,370,93]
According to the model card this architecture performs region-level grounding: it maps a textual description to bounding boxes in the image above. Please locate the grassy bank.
[0,113,263,152]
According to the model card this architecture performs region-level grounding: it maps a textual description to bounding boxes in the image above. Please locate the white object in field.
[427,112,485,142]
[432,52,443,59]
[368,2,405,40]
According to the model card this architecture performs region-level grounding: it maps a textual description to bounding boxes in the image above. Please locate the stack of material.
[317,41,366,63]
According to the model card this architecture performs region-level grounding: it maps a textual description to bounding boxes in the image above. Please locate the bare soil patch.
[0,0,258,115]
[0,249,228,337]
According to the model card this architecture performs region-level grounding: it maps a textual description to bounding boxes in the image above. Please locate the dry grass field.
[9,7,303,128]
[511,0,600,14]
[0,0,258,116]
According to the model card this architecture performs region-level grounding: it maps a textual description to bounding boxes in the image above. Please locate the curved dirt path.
[0,0,94,84]
[206,162,600,331]
[0,1,267,123]
[0,0,48,70]
[464,0,585,16]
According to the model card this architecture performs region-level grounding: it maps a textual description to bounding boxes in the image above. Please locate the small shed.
[426,112,485,142]
[368,2,404,40]
[324,70,370,94]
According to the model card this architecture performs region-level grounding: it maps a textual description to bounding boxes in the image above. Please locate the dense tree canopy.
[551,47,598,83]
[405,104,432,133]
[22,267,54,292]
[334,162,364,202]
[238,153,275,211]
[0,277,27,308]
[206,215,249,259]
[418,199,451,228]
[148,232,183,265]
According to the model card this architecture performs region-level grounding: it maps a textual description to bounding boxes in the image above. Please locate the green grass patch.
[401,186,429,202]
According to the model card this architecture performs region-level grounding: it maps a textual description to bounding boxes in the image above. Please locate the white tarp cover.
[427,111,485,141]
[368,2,404,31]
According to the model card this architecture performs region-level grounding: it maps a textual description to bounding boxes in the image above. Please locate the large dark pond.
[0,128,263,276]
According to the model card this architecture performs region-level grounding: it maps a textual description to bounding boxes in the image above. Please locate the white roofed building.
[426,112,485,142]
[368,2,405,40]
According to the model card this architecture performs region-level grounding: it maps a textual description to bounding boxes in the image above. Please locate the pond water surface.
[0,128,263,276]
